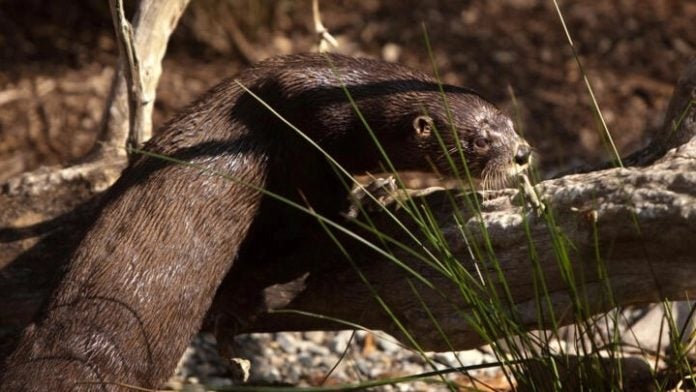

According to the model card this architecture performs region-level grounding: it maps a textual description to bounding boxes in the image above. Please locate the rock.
[267,368,282,383]
[276,333,300,354]
[305,343,331,356]
[329,330,354,353]
[229,357,251,383]
[377,336,401,354]
[205,377,234,389]
[303,331,326,344]
[286,365,301,384]
[298,353,314,368]
[169,330,508,390]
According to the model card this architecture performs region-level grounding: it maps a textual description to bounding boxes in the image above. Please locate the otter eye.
[474,138,489,149]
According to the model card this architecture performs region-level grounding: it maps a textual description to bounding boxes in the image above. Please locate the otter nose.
[514,144,531,165]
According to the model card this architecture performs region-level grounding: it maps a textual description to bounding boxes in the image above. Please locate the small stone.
[262,346,276,358]
[305,343,330,356]
[396,383,412,392]
[329,330,354,353]
[377,337,401,354]
[368,364,384,378]
[229,357,251,383]
[276,333,299,354]
[355,330,369,341]
[298,353,313,368]
[164,379,183,390]
[205,377,233,389]
[266,368,282,383]
[303,331,325,344]
[269,353,285,367]
[458,349,486,367]
[286,366,301,384]
[355,358,372,376]
[315,353,340,368]
[401,360,428,376]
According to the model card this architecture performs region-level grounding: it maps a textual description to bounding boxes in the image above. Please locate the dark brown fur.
[0,53,528,391]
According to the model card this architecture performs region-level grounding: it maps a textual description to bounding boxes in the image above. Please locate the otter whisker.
[480,164,517,192]
[481,166,494,193]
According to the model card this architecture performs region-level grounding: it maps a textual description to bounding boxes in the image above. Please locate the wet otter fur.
[0,53,530,390]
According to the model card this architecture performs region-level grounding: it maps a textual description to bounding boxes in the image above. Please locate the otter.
[0,53,530,390]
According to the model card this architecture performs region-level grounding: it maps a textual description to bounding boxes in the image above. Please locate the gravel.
[167,331,500,391]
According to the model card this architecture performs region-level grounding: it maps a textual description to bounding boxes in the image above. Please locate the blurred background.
[0,0,694,181]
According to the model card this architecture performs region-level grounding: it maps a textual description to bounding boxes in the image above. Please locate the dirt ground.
[0,0,694,179]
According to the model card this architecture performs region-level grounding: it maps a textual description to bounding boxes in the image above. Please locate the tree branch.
[232,142,696,351]
[109,0,145,154]
[93,0,190,161]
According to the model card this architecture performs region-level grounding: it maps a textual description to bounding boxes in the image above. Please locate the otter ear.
[413,115,433,138]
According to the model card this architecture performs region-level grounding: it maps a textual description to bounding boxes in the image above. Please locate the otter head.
[407,92,532,190]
